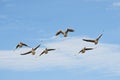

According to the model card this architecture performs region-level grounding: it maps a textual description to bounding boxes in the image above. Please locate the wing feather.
[34,44,40,50]
[85,48,93,50]
[20,51,32,55]
[21,42,28,46]
[47,49,56,51]
[66,28,74,33]
[56,30,64,36]
[96,34,103,40]
[82,39,95,42]
[16,44,20,49]
[39,51,45,56]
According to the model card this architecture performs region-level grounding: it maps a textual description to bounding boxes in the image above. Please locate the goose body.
[56,28,74,37]
[16,42,30,49]
[79,47,94,53]
[21,44,40,55]
[83,34,103,45]
[39,48,55,56]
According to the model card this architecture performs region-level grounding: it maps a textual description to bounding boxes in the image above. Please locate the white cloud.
[113,2,120,7]
[0,37,120,75]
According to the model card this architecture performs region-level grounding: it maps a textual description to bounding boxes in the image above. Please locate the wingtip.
[20,54,24,55]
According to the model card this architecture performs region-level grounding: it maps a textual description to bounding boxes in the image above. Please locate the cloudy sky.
[0,0,120,80]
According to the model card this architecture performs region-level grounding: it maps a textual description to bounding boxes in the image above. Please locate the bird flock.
[15,28,103,56]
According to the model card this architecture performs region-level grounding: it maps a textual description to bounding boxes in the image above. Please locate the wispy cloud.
[0,37,120,75]
[113,2,120,7]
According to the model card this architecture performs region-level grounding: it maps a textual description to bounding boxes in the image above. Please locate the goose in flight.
[16,42,30,49]
[56,28,74,37]
[79,47,94,53]
[82,34,103,45]
[39,48,55,56]
[21,44,40,55]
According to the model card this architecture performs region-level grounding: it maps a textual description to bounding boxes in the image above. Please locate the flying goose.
[20,44,40,55]
[16,42,30,49]
[56,28,74,37]
[39,48,56,56]
[79,47,94,53]
[82,34,103,45]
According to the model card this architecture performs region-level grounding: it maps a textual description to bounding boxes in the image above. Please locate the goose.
[39,48,55,56]
[56,28,74,37]
[16,42,30,49]
[83,34,103,45]
[79,47,94,53]
[20,44,40,55]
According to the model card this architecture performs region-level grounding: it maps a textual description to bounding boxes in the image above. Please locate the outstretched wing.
[20,51,32,55]
[16,44,20,49]
[82,39,95,42]
[39,51,45,56]
[34,44,40,50]
[47,49,56,51]
[16,42,30,49]
[20,42,30,47]
[66,28,74,33]
[79,50,83,53]
[56,30,64,36]
[85,48,93,50]
[21,42,28,46]
[96,34,103,40]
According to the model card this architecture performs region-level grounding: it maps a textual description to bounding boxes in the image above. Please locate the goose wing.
[82,39,95,42]
[79,49,83,53]
[20,51,32,55]
[16,44,20,49]
[39,50,45,56]
[16,42,29,49]
[96,34,103,40]
[20,42,29,47]
[85,48,93,50]
[47,49,56,51]
[34,44,40,50]
[66,28,74,33]
[56,30,64,36]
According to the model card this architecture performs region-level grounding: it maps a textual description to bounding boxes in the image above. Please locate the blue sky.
[0,0,120,80]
